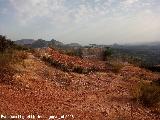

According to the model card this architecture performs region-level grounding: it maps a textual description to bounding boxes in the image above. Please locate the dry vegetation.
[131,80,160,107]
[0,50,28,85]
[0,35,28,85]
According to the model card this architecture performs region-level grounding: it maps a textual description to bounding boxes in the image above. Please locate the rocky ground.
[0,52,160,120]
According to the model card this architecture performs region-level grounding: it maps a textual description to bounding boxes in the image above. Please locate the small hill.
[15,39,35,45]
[66,43,81,47]
[30,39,49,48]
[15,38,64,48]
[49,39,64,46]
[15,39,82,49]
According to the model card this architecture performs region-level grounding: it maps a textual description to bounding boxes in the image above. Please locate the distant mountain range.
[14,39,81,48]
[15,39,35,45]
[15,39,160,48]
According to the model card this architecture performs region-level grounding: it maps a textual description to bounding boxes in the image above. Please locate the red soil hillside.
[0,51,160,120]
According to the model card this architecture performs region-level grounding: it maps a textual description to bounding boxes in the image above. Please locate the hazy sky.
[0,0,160,45]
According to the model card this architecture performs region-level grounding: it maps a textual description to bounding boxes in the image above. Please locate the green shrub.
[103,47,112,61]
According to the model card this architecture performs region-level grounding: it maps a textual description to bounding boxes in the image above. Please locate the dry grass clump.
[107,61,124,73]
[131,80,160,107]
[0,52,13,67]
[0,50,28,66]
[0,50,28,85]
[0,52,15,85]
